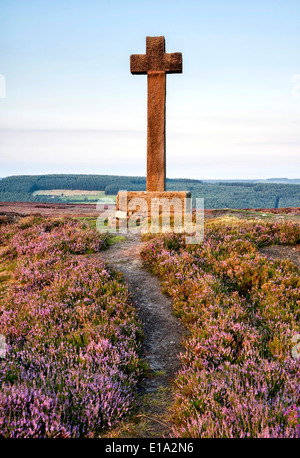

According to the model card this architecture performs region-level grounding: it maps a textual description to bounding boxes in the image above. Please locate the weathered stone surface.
[117,191,191,216]
[147,72,166,192]
[130,37,182,192]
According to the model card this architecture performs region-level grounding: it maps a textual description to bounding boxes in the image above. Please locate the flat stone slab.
[117,191,191,215]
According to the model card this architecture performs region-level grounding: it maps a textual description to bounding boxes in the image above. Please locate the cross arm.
[130,54,148,75]
[130,52,182,74]
[164,52,182,74]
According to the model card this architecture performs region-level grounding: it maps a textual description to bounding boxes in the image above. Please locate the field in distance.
[33,189,116,204]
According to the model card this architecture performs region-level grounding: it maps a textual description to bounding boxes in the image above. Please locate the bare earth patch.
[259,244,300,269]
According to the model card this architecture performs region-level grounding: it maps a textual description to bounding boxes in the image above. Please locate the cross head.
[130,36,182,75]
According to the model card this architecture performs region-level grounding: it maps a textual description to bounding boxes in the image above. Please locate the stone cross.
[130,36,182,192]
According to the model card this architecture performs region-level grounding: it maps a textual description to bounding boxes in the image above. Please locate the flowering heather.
[141,220,300,437]
[0,217,143,437]
[0,216,109,260]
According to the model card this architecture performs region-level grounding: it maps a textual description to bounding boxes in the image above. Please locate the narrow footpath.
[92,233,187,437]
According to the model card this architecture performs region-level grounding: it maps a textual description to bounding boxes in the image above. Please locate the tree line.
[0,174,299,209]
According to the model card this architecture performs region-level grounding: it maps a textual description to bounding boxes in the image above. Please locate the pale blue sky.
[0,0,300,178]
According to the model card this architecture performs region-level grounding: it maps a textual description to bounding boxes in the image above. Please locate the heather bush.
[0,217,143,437]
[0,216,109,260]
[141,221,300,437]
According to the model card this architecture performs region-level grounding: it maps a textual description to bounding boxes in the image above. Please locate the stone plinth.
[117,191,191,217]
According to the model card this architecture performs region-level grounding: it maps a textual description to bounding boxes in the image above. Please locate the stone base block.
[116,191,191,216]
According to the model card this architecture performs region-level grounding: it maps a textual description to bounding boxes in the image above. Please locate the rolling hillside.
[0,174,299,209]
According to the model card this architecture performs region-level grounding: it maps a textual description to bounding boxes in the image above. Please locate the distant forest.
[0,174,299,209]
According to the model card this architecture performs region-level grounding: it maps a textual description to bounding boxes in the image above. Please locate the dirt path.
[90,233,187,438]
